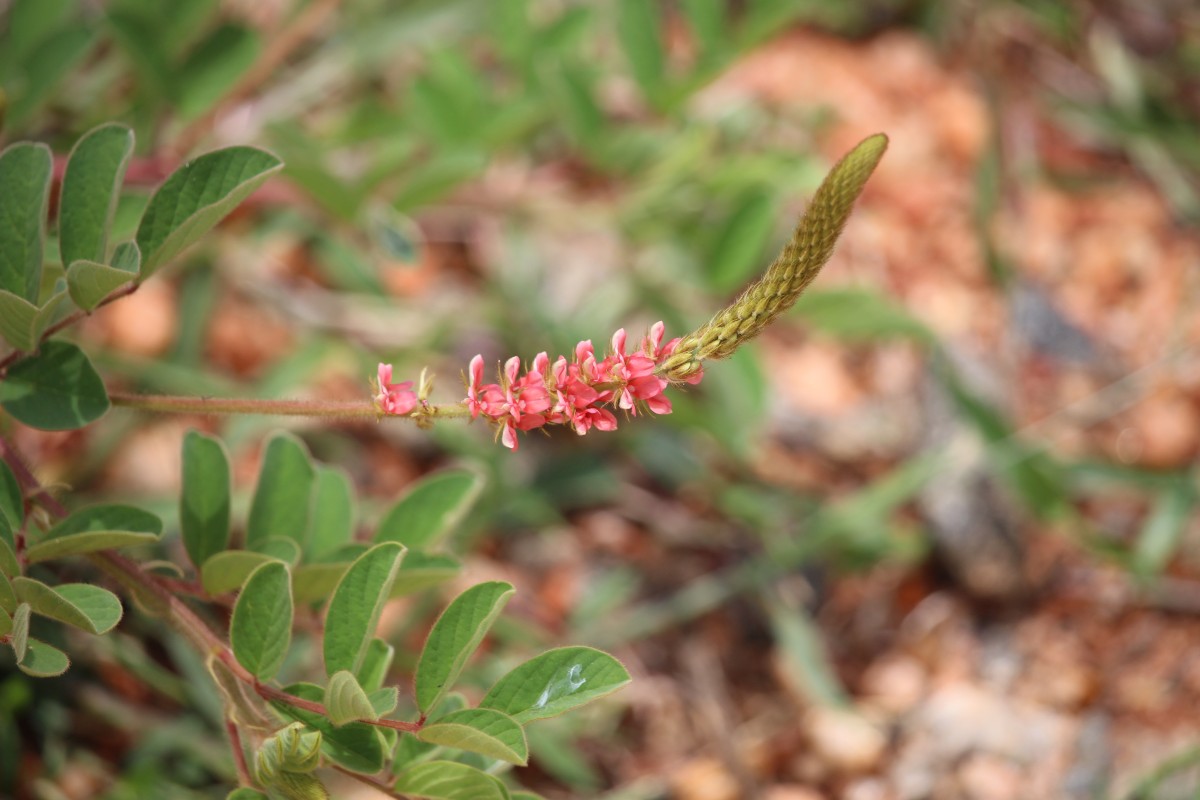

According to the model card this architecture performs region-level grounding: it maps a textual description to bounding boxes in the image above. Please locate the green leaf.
[791,288,934,343]
[246,433,315,550]
[0,537,17,578]
[388,551,462,598]
[0,140,51,301]
[251,536,301,564]
[393,761,510,800]
[18,636,70,677]
[230,561,293,680]
[356,637,394,693]
[25,504,162,563]
[0,571,16,615]
[706,190,776,293]
[136,146,283,278]
[0,459,22,529]
[368,686,398,717]
[415,581,515,714]
[292,561,351,605]
[10,603,30,661]
[66,261,134,312]
[480,646,631,724]
[1133,480,1196,578]
[226,789,269,800]
[270,682,386,774]
[417,708,528,765]
[200,550,281,596]
[375,469,484,549]
[0,340,110,430]
[0,608,10,637]
[308,466,355,561]
[325,670,378,726]
[180,430,232,569]
[176,24,261,121]
[511,793,549,800]
[617,0,666,105]
[110,240,141,272]
[5,24,96,126]
[0,289,68,352]
[323,542,405,676]
[59,123,135,268]
[12,578,123,635]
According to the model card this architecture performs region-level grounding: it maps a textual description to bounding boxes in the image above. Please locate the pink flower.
[644,321,703,385]
[376,363,418,415]
[605,328,671,415]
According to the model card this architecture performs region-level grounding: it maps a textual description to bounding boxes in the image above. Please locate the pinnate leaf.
[375,469,483,549]
[246,433,315,550]
[59,123,135,268]
[136,146,283,278]
[25,504,161,563]
[230,561,293,680]
[13,578,123,634]
[325,670,377,726]
[480,646,631,724]
[0,142,51,301]
[0,340,110,431]
[323,542,404,676]
[417,708,528,765]
[415,581,514,714]
[393,761,510,800]
[180,430,232,569]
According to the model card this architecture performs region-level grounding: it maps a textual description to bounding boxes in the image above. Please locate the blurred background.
[2,0,1200,798]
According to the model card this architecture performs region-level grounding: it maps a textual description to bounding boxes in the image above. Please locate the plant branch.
[226,716,256,788]
[108,392,473,422]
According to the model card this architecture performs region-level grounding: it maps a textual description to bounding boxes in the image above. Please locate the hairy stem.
[108,392,473,422]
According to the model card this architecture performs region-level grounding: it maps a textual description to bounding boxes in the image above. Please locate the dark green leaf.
[417,708,528,765]
[0,459,22,530]
[375,469,483,549]
[59,123,135,268]
[0,536,17,577]
[136,146,283,278]
[0,571,15,615]
[323,543,405,676]
[25,504,162,563]
[5,24,96,126]
[176,24,261,120]
[480,646,631,724]
[0,142,51,301]
[246,433,315,550]
[180,430,232,569]
[706,190,776,292]
[0,340,110,430]
[12,578,123,634]
[230,561,293,680]
[415,581,514,714]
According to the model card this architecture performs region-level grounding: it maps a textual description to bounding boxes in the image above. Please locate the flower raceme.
[377,322,703,450]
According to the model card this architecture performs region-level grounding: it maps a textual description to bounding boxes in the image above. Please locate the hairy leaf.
[230,561,293,680]
[393,761,510,800]
[26,504,162,563]
[325,670,377,726]
[270,682,386,774]
[201,551,281,596]
[59,123,135,268]
[417,708,528,765]
[323,543,404,676]
[415,581,514,714]
[18,636,70,677]
[13,578,123,634]
[480,646,631,724]
[246,433,315,550]
[0,142,51,301]
[374,469,483,549]
[180,430,232,568]
[0,340,110,430]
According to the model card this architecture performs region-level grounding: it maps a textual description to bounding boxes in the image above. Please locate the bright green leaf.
[308,466,355,561]
[417,708,528,765]
[10,603,30,661]
[388,551,462,598]
[356,637,394,693]
[180,430,232,569]
[270,682,386,774]
[0,340,110,430]
[246,433,315,550]
[325,670,378,726]
[13,578,123,634]
[59,123,135,268]
[480,646,631,724]
[25,504,162,563]
[66,261,134,312]
[375,469,483,549]
[393,761,510,800]
[0,571,15,615]
[230,561,293,680]
[0,289,69,352]
[18,636,70,677]
[200,550,280,596]
[136,146,283,278]
[0,142,51,301]
[415,581,514,714]
[323,543,405,676]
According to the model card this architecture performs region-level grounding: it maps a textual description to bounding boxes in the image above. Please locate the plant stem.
[108,392,474,422]
[226,716,256,788]
[0,282,138,373]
